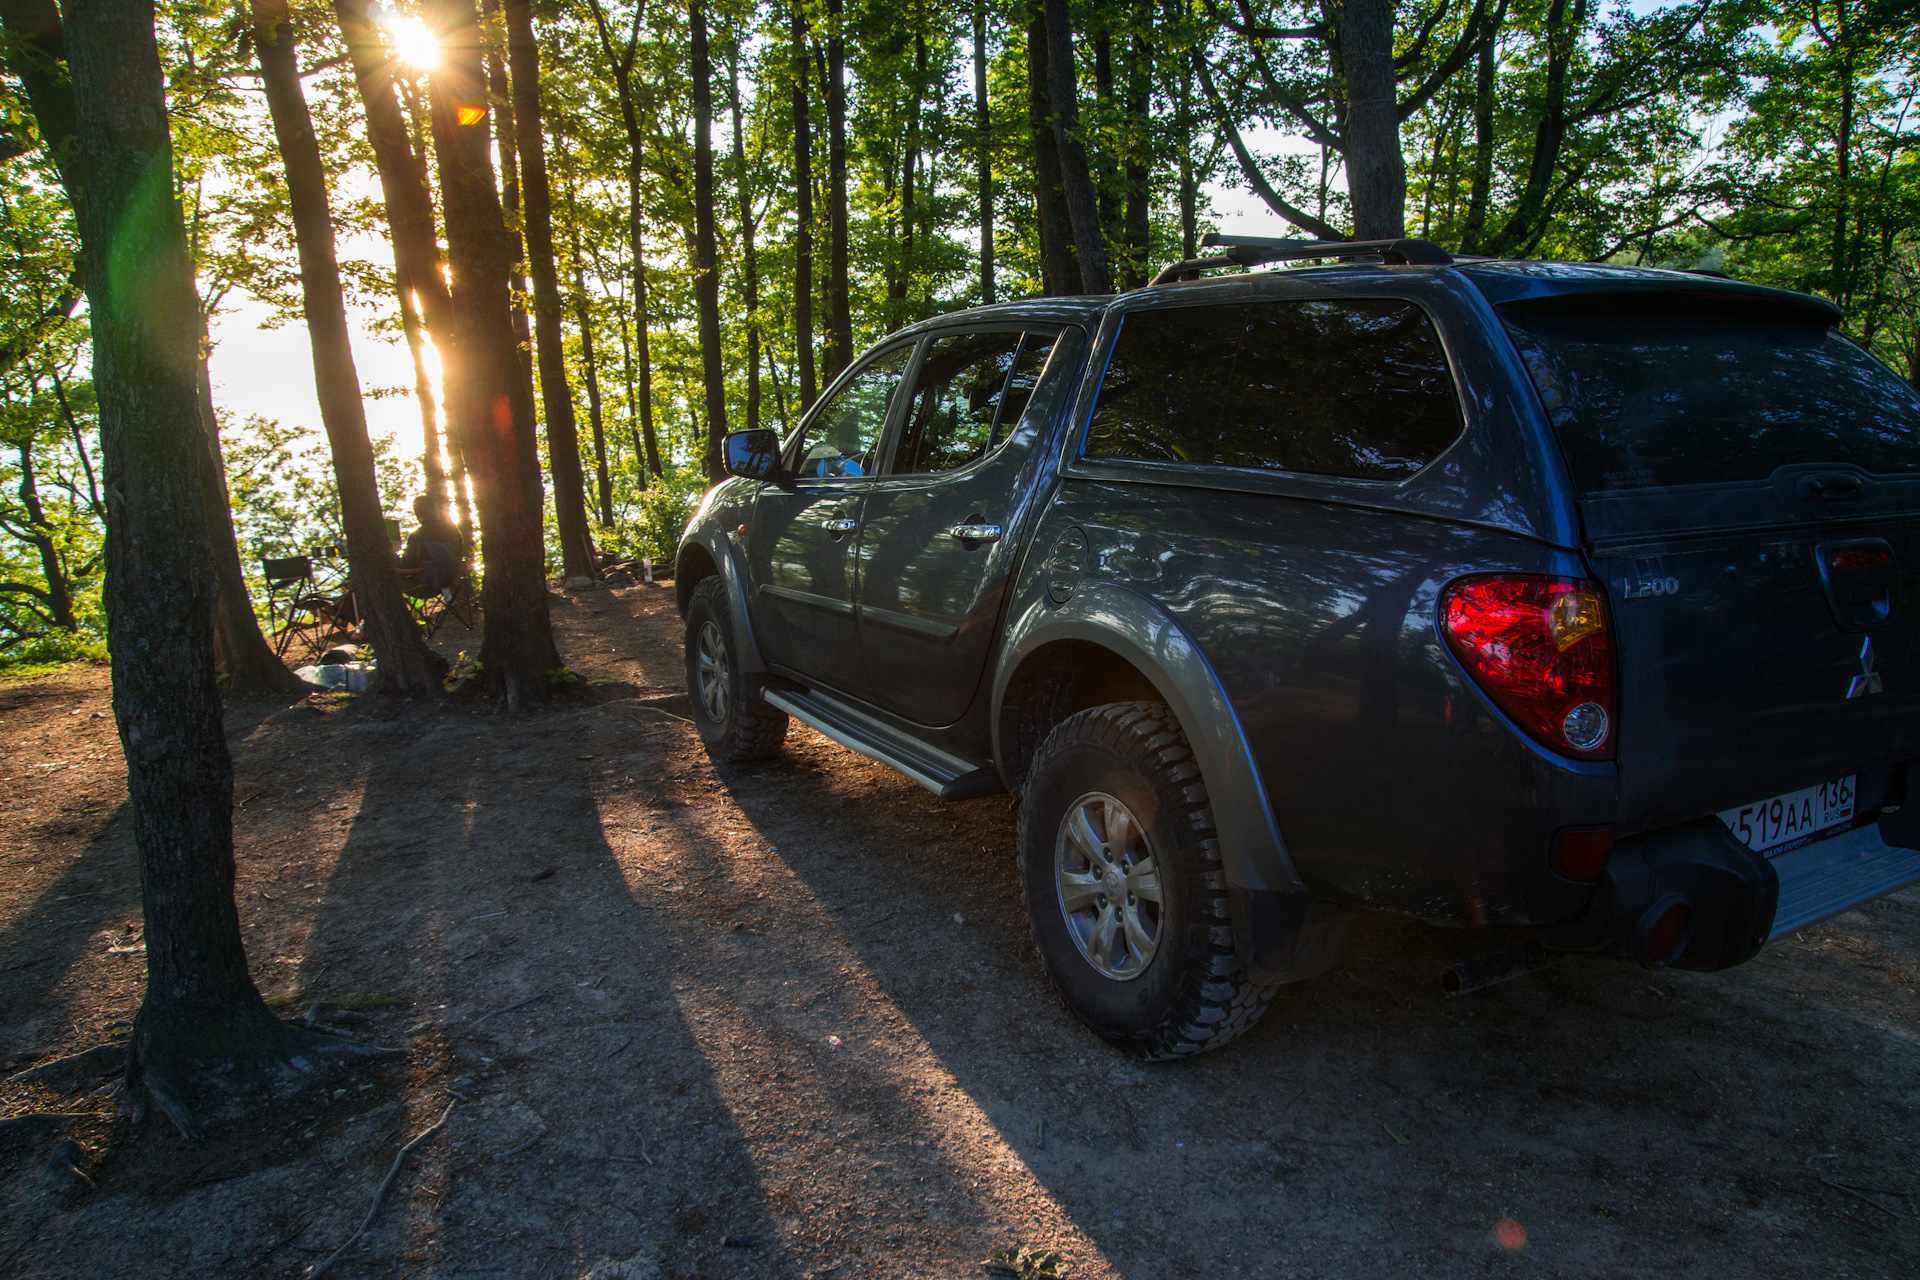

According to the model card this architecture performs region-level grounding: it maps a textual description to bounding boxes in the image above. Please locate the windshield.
[1501,296,1920,493]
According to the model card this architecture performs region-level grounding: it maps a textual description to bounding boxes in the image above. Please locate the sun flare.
[383,15,440,70]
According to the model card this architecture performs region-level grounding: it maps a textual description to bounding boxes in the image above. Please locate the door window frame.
[780,337,926,484]
[870,322,1069,484]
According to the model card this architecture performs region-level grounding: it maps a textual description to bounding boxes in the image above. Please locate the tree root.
[4,1044,125,1093]
[307,1098,456,1280]
[123,1019,405,1142]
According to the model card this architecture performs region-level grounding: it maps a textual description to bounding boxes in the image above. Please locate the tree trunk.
[690,0,728,482]
[1337,0,1407,239]
[1093,28,1120,234]
[974,0,994,304]
[889,34,925,320]
[582,0,664,478]
[425,0,562,707]
[1121,28,1152,290]
[790,0,817,408]
[13,440,79,630]
[724,36,762,435]
[823,0,854,378]
[505,0,594,577]
[1027,7,1074,295]
[1042,0,1110,294]
[1458,34,1497,254]
[481,0,533,383]
[332,0,474,546]
[192,303,310,694]
[252,0,441,697]
[5,0,335,1138]
[397,282,446,507]
[568,213,613,525]
[1176,58,1196,259]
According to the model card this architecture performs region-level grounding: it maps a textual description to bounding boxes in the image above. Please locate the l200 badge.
[1848,637,1883,699]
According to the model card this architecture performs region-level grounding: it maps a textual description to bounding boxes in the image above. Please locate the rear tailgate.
[1501,293,1920,837]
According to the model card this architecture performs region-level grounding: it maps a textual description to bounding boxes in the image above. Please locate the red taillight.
[1552,827,1613,881]
[1828,546,1891,573]
[1441,576,1616,758]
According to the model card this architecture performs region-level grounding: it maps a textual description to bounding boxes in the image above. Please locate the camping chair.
[398,542,476,638]
[262,555,335,663]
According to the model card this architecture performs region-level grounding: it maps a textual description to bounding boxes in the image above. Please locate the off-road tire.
[684,576,788,762]
[1019,701,1278,1058]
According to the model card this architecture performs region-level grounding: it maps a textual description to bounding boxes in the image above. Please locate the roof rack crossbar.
[1150,234,1454,285]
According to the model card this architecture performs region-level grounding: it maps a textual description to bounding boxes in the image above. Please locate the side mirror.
[724,428,782,480]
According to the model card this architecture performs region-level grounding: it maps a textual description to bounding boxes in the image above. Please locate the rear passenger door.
[747,343,915,695]
[853,327,1068,726]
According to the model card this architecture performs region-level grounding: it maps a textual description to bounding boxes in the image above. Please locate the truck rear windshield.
[1501,296,1920,493]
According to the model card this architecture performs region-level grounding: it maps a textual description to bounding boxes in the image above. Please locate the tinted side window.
[896,332,1022,474]
[796,345,914,479]
[1219,299,1461,480]
[1085,305,1246,463]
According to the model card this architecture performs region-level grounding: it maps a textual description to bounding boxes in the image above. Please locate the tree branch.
[1191,51,1342,240]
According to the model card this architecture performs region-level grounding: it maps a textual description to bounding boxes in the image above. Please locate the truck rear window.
[1502,297,1920,493]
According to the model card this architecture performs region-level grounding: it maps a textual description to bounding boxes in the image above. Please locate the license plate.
[1718,777,1856,856]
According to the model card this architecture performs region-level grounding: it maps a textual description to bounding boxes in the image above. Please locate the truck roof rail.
[1149,234,1455,286]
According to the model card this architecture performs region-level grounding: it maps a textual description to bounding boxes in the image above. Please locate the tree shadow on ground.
[710,730,1920,1279]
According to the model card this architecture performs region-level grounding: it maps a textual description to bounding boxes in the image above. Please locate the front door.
[747,343,915,696]
[854,327,1070,725]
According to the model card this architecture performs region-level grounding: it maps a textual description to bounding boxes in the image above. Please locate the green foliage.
[622,468,709,564]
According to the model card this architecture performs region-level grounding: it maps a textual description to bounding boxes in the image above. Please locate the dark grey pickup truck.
[675,236,1920,1058]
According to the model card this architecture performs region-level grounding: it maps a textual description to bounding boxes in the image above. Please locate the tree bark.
[888,34,925,321]
[1042,0,1110,294]
[974,0,994,304]
[252,0,441,697]
[1176,57,1196,259]
[724,35,762,435]
[425,0,562,706]
[397,282,446,506]
[1337,0,1407,239]
[505,0,593,577]
[1027,7,1074,295]
[2,0,336,1138]
[823,0,854,378]
[790,0,817,408]
[690,0,728,482]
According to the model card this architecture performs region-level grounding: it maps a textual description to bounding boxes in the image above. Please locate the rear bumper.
[1539,818,1920,969]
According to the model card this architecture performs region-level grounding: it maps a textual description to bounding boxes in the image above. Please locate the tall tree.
[974,0,994,304]
[1027,5,1074,293]
[1,0,358,1135]
[584,0,664,476]
[425,0,563,705]
[251,0,442,696]
[724,29,762,435]
[789,0,817,407]
[823,0,854,376]
[1042,0,1110,293]
[505,0,595,576]
[690,0,727,479]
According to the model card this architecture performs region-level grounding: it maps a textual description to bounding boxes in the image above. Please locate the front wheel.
[684,576,788,762]
[1019,701,1277,1058]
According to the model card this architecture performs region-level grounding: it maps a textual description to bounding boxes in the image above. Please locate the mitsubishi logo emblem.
[1848,637,1884,699]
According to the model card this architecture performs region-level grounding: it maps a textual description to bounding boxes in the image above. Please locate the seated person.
[396,495,466,596]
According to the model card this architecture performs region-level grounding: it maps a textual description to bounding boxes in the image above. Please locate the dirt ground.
[1,581,1915,1280]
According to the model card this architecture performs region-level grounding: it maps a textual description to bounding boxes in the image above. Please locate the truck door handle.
[945,523,1002,543]
[822,517,859,533]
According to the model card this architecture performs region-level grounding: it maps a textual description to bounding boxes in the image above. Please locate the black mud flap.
[1230,887,1353,985]
[1539,819,1779,971]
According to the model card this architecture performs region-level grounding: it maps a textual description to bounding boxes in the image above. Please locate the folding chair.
[261,556,336,663]
[399,544,477,638]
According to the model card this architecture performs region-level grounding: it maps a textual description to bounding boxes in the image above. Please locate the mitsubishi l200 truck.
[674,235,1920,1059]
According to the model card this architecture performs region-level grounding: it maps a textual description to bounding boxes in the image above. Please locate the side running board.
[761,686,1004,801]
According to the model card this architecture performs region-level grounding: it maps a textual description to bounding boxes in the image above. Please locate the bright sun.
[384,15,440,70]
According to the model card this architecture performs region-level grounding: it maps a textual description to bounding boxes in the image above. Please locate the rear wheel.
[1019,701,1277,1058]
[684,576,788,762]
